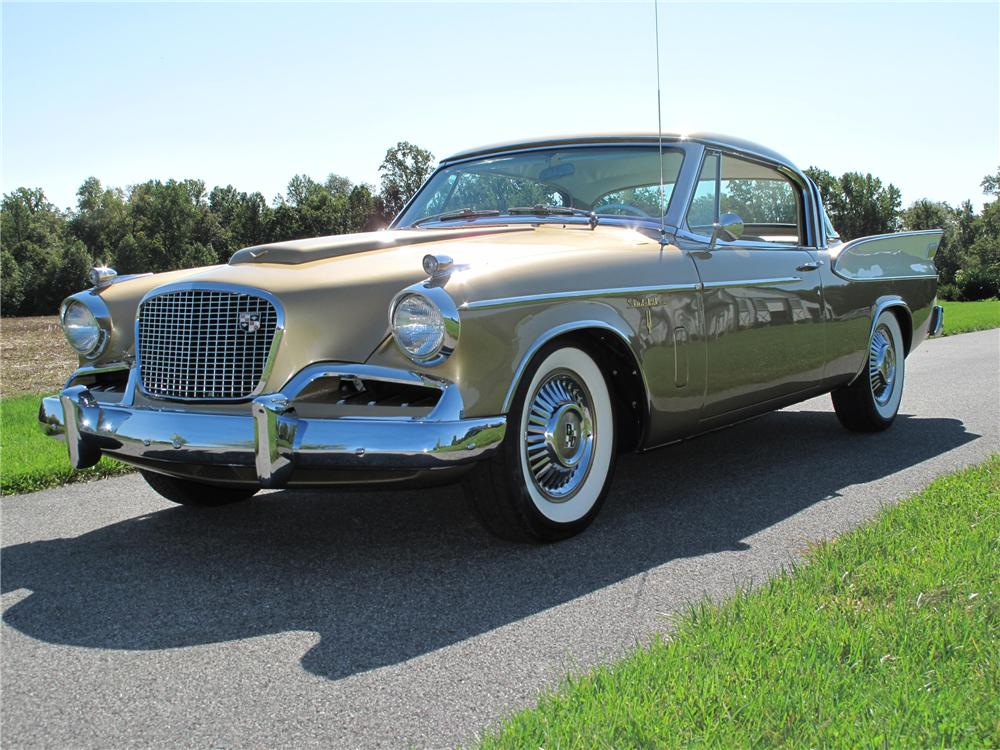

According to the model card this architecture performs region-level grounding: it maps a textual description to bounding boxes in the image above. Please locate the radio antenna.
[654,0,666,244]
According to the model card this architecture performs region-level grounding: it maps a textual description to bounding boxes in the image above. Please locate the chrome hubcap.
[525,371,595,501]
[869,325,896,406]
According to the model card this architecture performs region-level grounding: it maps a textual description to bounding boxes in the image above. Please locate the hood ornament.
[89,265,117,291]
[422,254,453,277]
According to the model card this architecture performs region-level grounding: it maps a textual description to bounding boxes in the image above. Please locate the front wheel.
[831,310,906,432]
[464,342,617,542]
[140,470,259,507]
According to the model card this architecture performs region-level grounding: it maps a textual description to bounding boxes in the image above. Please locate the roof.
[441,132,801,174]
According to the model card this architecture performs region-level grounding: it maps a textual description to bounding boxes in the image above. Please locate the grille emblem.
[238,312,261,334]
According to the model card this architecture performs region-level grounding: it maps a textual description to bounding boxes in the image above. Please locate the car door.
[684,151,826,422]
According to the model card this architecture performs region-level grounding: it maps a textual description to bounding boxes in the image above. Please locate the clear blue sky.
[3,2,997,212]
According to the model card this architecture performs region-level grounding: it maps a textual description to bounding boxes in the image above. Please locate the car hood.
[228,226,530,265]
[94,223,661,391]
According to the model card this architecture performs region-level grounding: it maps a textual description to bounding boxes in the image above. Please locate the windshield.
[395,146,685,228]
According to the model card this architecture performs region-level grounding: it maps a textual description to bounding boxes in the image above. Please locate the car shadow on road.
[1,409,977,682]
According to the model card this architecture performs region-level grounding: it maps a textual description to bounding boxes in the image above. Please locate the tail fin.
[831,229,943,281]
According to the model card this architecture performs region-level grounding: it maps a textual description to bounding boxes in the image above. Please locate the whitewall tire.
[832,310,906,432]
[464,342,617,542]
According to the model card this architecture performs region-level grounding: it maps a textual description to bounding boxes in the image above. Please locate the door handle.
[796,260,823,272]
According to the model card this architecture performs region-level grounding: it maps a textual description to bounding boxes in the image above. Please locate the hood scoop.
[229,226,531,266]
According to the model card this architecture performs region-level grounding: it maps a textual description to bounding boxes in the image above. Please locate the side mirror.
[709,212,744,249]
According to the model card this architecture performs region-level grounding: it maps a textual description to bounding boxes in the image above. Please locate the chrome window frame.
[133,281,286,403]
[676,145,821,252]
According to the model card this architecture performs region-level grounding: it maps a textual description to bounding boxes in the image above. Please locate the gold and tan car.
[40,133,944,541]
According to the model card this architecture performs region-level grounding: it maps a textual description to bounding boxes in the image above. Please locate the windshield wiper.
[411,208,502,227]
[507,204,598,230]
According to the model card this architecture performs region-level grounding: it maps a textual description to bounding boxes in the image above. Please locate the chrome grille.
[137,289,279,400]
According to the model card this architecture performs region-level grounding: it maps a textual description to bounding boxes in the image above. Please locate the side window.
[686,153,719,234]
[719,156,802,245]
[822,206,841,245]
[685,153,805,245]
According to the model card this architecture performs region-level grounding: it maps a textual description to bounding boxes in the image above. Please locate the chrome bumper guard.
[929,304,944,336]
[38,364,506,488]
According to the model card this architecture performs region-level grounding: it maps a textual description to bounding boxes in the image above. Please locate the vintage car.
[40,133,944,542]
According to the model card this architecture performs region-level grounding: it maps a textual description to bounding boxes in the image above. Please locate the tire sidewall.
[871,311,905,423]
[504,342,617,538]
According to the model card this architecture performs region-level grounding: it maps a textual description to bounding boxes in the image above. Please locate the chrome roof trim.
[441,132,799,175]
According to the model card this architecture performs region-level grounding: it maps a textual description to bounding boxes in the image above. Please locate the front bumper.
[39,364,506,489]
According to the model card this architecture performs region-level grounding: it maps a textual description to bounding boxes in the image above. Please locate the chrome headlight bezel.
[389,284,460,366]
[59,293,111,359]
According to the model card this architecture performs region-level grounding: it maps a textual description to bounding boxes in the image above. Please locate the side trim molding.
[461,283,701,311]
[701,276,801,289]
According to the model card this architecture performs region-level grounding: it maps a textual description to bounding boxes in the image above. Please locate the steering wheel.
[594,203,653,218]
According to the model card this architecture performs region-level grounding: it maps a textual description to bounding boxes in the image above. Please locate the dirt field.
[1,316,79,398]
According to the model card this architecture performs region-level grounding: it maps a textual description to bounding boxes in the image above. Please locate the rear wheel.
[832,310,906,432]
[140,470,258,507]
[464,342,617,542]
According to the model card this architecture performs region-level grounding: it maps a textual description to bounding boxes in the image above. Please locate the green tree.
[208,185,275,256]
[981,167,1000,198]
[1,188,93,315]
[902,199,959,284]
[324,173,354,197]
[378,141,434,220]
[953,168,1000,300]
[1,249,25,313]
[346,184,382,232]
[71,177,128,264]
[122,179,219,272]
[805,167,840,209]
[805,168,902,240]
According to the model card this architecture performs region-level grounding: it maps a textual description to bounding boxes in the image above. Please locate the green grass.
[941,298,1000,336]
[0,394,132,495]
[478,457,1000,749]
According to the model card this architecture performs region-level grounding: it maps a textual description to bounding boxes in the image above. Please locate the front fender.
[366,298,645,419]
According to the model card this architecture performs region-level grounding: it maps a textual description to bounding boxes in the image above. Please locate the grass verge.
[941,298,1000,336]
[1,394,132,496]
[478,457,1000,749]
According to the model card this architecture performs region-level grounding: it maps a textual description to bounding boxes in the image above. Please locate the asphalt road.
[2,330,997,749]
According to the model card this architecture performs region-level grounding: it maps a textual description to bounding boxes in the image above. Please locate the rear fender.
[846,295,911,387]
[831,229,943,282]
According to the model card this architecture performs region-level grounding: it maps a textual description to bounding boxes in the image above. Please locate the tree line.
[0,142,434,316]
[1,145,997,317]
[806,167,1000,302]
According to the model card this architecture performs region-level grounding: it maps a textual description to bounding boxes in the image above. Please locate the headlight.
[390,287,460,365]
[392,294,445,360]
[60,299,106,357]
